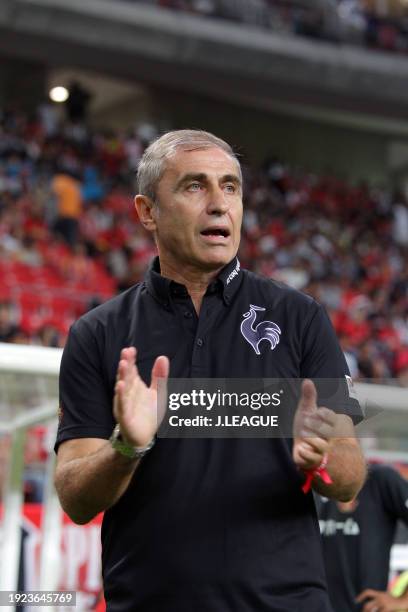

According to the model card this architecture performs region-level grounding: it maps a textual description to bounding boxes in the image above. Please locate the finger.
[115,379,125,398]
[120,346,136,368]
[116,347,135,382]
[356,590,378,603]
[151,356,170,427]
[115,355,140,411]
[297,443,323,466]
[298,447,322,464]
[114,379,126,419]
[123,348,137,387]
[150,356,170,391]
[299,379,318,413]
[117,359,128,384]
[362,602,380,612]
[293,440,314,462]
[115,375,132,406]
[121,349,141,390]
[117,360,134,392]
[123,346,136,359]
[299,435,328,456]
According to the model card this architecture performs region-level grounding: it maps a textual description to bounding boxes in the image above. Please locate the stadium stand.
[0,106,406,383]
[128,0,408,54]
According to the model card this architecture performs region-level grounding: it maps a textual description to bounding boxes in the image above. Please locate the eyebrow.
[173,172,242,192]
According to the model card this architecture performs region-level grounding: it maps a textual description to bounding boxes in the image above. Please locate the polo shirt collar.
[217,256,243,304]
[145,256,243,306]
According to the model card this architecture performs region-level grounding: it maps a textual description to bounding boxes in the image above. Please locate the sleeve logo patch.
[345,375,358,400]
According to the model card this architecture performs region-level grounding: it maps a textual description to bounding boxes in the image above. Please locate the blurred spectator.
[35,323,64,348]
[51,170,83,246]
[338,0,366,43]
[136,122,158,147]
[339,334,360,378]
[395,348,408,387]
[0,301,21,343]
[392,193,408,247]
[23,426,49,503]
[130,0,408,55]
[37,99,60,138]
[65,81,91,123]
[82,165,105,203]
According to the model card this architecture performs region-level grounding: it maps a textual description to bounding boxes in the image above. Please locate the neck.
[159,259,222,314]
[337,499,358,513]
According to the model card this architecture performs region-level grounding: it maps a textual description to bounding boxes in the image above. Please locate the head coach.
[54,130,367,612]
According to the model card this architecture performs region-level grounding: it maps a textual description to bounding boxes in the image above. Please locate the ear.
[134,195,157,232]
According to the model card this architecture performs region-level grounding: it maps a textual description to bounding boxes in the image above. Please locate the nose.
[206,186,230,215]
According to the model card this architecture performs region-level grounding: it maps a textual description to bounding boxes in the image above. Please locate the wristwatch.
[109,424,155,460]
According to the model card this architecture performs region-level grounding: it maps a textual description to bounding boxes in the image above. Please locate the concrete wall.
[1,0,408,130]
[0,57,46,110]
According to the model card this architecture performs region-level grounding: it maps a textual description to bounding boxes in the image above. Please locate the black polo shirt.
[57,256,363,612]
[317,465,408,612]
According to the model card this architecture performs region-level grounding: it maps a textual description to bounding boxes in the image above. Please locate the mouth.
[200,227,231,242]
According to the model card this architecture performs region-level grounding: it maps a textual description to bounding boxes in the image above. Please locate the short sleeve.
[300,303,364,424]
[55,319,115,452]
[375,466,408,525]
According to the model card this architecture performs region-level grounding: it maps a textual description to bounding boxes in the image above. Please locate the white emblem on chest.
[240,304,281,355]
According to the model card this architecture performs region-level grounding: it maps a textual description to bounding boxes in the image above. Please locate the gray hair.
[137,129,242,200]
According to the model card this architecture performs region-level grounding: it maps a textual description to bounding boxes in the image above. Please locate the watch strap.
[109,424,155,459]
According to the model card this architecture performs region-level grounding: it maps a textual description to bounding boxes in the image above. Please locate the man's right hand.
[113,347,170,448]
[356,589,408,611]
[55,346,170,524]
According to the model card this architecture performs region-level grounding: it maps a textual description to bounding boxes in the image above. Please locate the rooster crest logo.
[240,304,281,355]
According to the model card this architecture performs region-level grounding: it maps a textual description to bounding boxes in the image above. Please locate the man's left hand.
[292,379,336,471]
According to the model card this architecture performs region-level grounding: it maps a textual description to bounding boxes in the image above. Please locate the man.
[318,464,408,612]
[51,169,82,246]
[55,130,366,611]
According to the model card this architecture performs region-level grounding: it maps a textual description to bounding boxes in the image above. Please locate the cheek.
[232,208,243,232]
[158,211,195,241]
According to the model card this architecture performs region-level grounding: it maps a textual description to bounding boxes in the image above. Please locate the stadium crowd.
[132,0,408,55]
[0,105,407,385]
